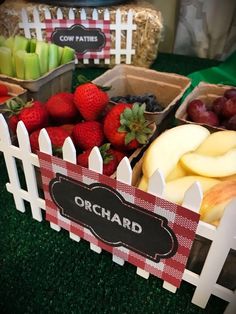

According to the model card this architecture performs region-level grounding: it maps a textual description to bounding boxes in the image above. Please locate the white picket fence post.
[191,198,236,310]
[0,113,235,313]
[112,157,132,266]
[0,115,26,213]
[18,7,137,65]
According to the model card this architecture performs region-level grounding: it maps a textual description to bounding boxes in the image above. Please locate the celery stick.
[35,41,49,75]
[3,36,15,52]
[29,38,37,53]
[13,35,29,52]
[0,47,14,76]
[48,43,59,71]
[60,46,75,65]
[24,53,41,80]
[58,46,63,64]
[15,50,26,79]
[0,35,5,46]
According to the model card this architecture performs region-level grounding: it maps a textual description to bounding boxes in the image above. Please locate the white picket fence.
[0,113,235,313]
[18,7,136,65]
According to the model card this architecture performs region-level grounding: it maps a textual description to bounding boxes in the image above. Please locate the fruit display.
[136,126,236,226]
[0,35,75,80]
[6,82,154,176]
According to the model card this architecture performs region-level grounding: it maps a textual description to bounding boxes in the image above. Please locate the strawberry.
[45,92,79,124]
[0,95,11,104]
[77,143,119,176]
[0,83,8,96]
[73,82,109,121]
[60,123,75,135]
[112,150,126,163]
[103,103,153,150]
[72,121,105,150]
[76,149,92,168]
[4,98,48,134]
[29,126,69,154]
[18,100,49,134]
[8,115,19,134]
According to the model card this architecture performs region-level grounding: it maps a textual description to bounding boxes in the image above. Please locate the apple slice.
[181,149,236,177]
[142,124,210,179]
[196,130,236,156]
[166,161,188,182]
[220,174,236,181]
[138,175,148,191]
[200,180,236,223]
[163,176,220,205]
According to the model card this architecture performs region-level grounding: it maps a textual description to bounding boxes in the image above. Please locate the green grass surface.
[0,53,228,314]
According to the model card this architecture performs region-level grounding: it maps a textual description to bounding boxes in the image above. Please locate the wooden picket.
[0,113,235,313]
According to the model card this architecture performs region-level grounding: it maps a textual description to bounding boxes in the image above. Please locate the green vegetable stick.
[60,46,75,65]
[35,41,49,75]
[4,36,15,51]
[15,50,26,79]
[0,46,14,76]
[24,53,41,80]
[48,43,59,71]
[29,38,37,53]
[58,46,63,65]
[0,35,5,46]
[13,35,29,52]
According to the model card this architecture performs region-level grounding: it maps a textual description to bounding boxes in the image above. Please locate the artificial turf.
[0,53,228,314]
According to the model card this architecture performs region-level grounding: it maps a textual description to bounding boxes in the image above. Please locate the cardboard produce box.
[175,82,236,132]
[0,61,75,103]
[93,64,191,124]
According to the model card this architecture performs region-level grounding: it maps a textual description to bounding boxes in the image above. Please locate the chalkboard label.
[51,24,106,54]
[49,173,178,262]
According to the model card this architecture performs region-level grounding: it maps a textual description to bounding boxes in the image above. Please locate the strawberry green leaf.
[99,143,113,164]
[118,125,127,132]
[123,108,133,120]
[136,133,148,144]
[125,131,135,145]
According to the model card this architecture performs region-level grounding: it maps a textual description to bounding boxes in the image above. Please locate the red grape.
[221,96,236,118]
[187,99,206,121]
[195,111,220,126]
[226,115,236,130]
[212,96,227,116]
[224,88,236,99]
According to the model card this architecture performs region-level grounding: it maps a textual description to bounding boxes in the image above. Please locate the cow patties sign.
[45,19,110,59]
[38,152,200,288]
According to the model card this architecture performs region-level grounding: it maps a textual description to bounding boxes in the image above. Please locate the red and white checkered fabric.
[38,152,200,288]
[45,19,111,59]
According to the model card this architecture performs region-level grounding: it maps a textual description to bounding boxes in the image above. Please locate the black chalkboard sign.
[49,173,178,262]
[51,24,106,54]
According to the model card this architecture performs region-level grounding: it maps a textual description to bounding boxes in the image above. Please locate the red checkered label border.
[45,19,111,59]
[38,152,200,288]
